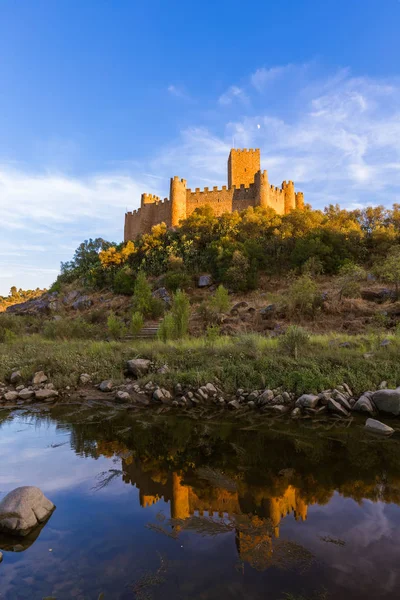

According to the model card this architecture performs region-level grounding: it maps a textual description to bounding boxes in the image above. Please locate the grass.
[1,331,400,394]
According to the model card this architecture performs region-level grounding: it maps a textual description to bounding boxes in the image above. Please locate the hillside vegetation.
[2,203,400,345]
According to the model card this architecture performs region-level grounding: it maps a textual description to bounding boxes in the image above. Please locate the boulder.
[204,383,218,396]
[372,389,400,416]
[352,394,375,414]
[258,389,275,405]
[0,487,55,537]
[332,391,352,411]
[10,371,22,384]
[291,407,302,418]
[6,298,50,315]
[62,290,80,305]
[35,389,58,401]
[79,373,92,385]
[99,380,113,392]
[230,301,249,314]
[295,394,319,409]
[365,418,394,436]
[18,389,34,401]
[126,358,151,378]
[153,388,172,403]
[327,397,349,417]
[115,390,130,403]
[228,399,241,410]
[361,288,395,303]
[259,305,276,318]
[198,274,212,288]
[72,295,92,310]
[32,371,48,385]
[4,391,19,402]
[152,287,171,305]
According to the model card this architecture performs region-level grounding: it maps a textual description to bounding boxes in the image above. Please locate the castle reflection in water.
[122,457,310,566]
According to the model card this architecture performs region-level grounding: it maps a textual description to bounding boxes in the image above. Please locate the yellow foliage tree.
[99,241,135,268]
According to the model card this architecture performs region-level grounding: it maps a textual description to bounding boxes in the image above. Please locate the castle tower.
[283,180,296,214]
[254,169,270,209]
[141,193,158,207]
[295,191,304,210]
[170,472,190,520]
[228,149,260,189]
[170,176,187,227]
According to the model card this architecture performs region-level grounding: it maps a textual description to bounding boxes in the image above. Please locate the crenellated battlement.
[124,148,305,240]
[230,148,259,154]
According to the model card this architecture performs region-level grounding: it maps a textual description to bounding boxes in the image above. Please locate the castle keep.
[124,149,305,241]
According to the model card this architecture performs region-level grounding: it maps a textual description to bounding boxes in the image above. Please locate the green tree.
[338,262,366,299]
[379,246,400,299]
[210,285,230,314]
[171,289,190,338]
[133,271,153,316]
[107,312,127,340]
[287,274,320,317]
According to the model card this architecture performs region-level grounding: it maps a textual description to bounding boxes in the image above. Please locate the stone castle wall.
[124,149,305,240]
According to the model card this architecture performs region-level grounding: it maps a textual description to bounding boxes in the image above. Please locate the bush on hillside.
[107,313,127,340]
[279,325,310,359]
[287,274,321,318]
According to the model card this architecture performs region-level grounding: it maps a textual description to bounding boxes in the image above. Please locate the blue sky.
[1,0,400,294]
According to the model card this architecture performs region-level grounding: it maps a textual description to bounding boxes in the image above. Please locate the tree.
[132,271,154,316]
[379,246,400,299]
[337,262,366,299]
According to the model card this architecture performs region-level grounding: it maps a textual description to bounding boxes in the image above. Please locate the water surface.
[1,406,399,599]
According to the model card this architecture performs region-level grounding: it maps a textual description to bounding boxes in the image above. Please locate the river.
[0,405,399,599]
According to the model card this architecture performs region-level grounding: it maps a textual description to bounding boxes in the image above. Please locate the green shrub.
[171,289,190,338]
[133,271,153,316]
[164,270,191,293]
[302,256,324,277]
[205,325,221,347]
[132,271,164,318]
[338,262,366,299]
[113,267,135,295]
[378,246,400,299]
[223,250,251,292]
[287,274,320,317]
[43,317,98,340]
[149,297,165,319]
[210,285,230,314]
[279,325,310,359]
[158,313,175,342]
[131,311,144,336]
[107,312,127,340]
[0,314,23,342]
[2,329,17,344]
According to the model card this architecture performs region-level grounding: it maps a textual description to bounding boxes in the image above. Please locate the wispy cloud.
[167,84,190,99]
[250,65,292,91]
[218,85,249,106]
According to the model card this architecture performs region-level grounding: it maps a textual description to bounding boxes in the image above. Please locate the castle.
[124,148,305,241]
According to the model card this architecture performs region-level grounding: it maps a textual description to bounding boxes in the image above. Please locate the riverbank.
[1,334,400,426]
